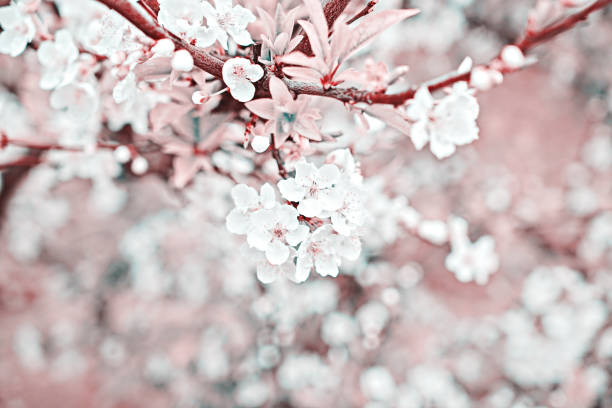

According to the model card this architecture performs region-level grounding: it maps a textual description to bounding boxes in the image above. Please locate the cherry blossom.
[222,57,264,102]
[1,1,611,406]
[445,216,499,284]
[201,0,256,49]
[246,204,309,265]
[406,82,480,159]
[277,160,344,218]
[37,30,79,90]
[296,225,361,280]
[0,1,35,57]
[255,248,302,284]
[225,183,276,235]
[157,0,216,48]
[49,82,99,121]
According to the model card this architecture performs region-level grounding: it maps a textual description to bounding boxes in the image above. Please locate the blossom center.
[272,224,286,239]
[233,65,246,78]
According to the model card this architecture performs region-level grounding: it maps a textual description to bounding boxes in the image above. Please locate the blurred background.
[1,0,612,407]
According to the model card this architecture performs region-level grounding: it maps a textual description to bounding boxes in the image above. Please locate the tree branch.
[292,0,612,105]
[94,0,611,107]
[515,0,611,50]
[95,0,224,78]
[0,156,42,171]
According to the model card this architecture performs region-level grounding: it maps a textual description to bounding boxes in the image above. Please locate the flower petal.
[277,178,305,202]
[286,224,309,246]
[265,240,289,265]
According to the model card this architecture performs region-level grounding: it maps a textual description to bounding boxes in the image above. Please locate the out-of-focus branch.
[516,0,611,49]
[6,139,120,152]
[0,156,42,171]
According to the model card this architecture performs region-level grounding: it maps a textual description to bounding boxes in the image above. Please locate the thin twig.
[272,149,288,179]
[346,0,378,24]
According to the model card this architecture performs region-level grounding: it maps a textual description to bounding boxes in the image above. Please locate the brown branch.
[94,0,611,107]
[272,149,288,179]
[140,0,159,15]
[7,139,120,152]
[0,156,42,171]
[95,0,224,78]
[516,0,612,50]
[346,0,378,25]
[323,0,353,28]
[290,0,612,105]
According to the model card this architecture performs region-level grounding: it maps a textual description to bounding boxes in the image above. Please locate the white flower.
[158,0,215,48]
[0,2,35,57]
[328,187,366,236]
[222,57,264,102]
[255,248,304,284]
[201,0,256,49]
[158,0,255,50]
[37,30,79,90]
[278,161,344,218]
[296,225,361,280]
[112,72,137,104]
[246,204,309,265]
[445,216,499,284]
[50,82,99,121]
[321,312,359,347]
[407,82,479,159]
[360,366,397,402]
[225,183,276,235]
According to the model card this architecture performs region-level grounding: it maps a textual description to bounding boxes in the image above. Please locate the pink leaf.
[245,98,275,119]
[297,20,324,60]
[269,77,294,105]
[279,51,318,68]
[149,102,192,132]
[364,104,410,135]
[282,66,321,82]
[302,0,328,40]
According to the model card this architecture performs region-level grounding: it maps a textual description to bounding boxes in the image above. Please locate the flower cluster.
[0,1,35,57]
[226,150,364,283]
[158,0,255,50]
